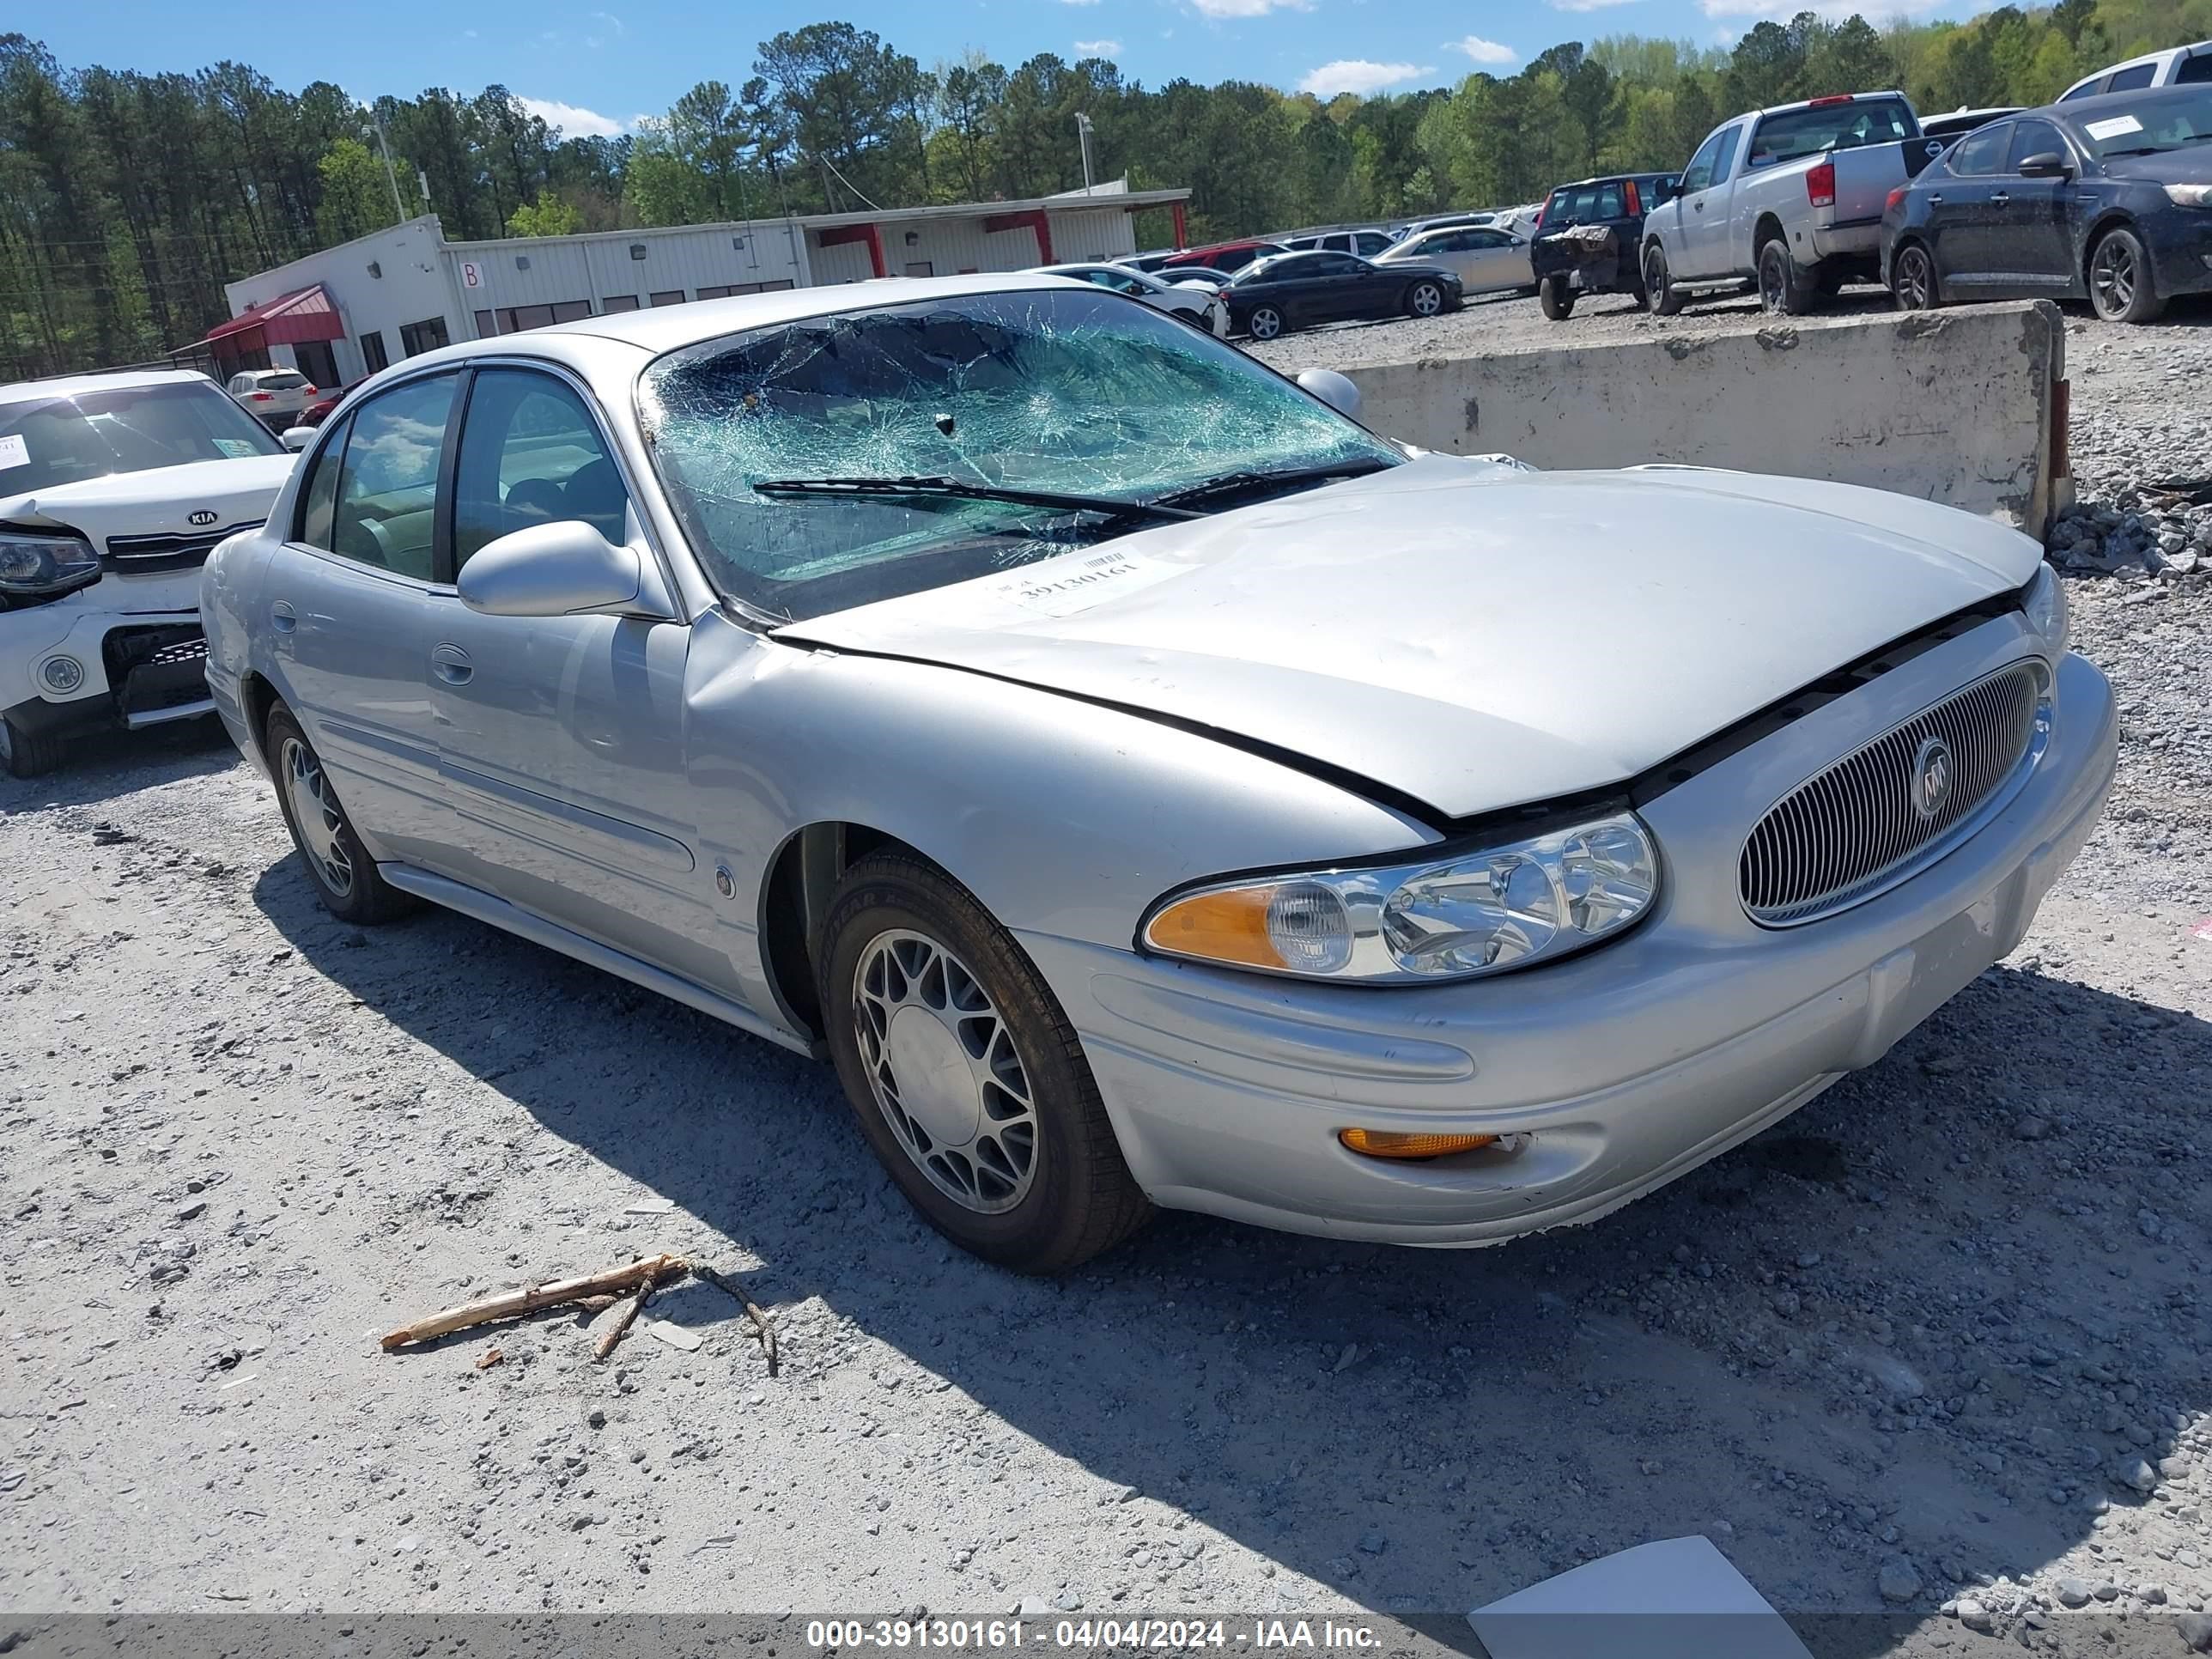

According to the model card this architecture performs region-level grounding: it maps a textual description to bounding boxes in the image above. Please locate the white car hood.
[1,453,295,550]
[777,456,2043,820]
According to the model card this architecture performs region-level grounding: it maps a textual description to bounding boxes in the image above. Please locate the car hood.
[1,453,295,548]
[776,456,2042,821]
[2100,148,2212,186]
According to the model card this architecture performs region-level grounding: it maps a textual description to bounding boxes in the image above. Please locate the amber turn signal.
[1338,1128,1498,1161]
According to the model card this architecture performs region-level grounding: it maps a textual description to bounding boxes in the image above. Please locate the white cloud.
[591,9,628,32]
[1450,34,1519,64]
[1057,0,1102,7]
[1192,0,1312,17]
[516,96,625,138]
[1297,58,1436,95]
[1074,38,1124,53]
[1549,0,1641,10]
[1699,0,1942,17]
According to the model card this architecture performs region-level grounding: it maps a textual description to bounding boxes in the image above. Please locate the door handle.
[430,643,474,686]
[1991,191,2009,205]
[1928,193,1944,204]
[270,600,296,634]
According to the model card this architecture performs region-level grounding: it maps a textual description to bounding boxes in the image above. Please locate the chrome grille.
[102,521,261,574]
[1740,661,2047,927]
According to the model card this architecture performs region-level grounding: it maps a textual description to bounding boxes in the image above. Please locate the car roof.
[2,368,214,402]
[2040,81,2212,117]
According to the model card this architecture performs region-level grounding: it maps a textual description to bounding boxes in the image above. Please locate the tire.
[1245,304,1285,341]
[1537,276,1576,321]
[2087,227,2165,324]
[1891,240,1940,312]
[0,713,64,779]
[1405,279,1446,319]
[1643,241,1684,316]
[818,851,1152,1273]
[263,702,414,924]
[1757,236,1813,317]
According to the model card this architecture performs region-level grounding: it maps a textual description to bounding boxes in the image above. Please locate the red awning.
[199,284,345,347]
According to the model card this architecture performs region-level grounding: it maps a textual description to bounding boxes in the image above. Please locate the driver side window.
[1948,123,2013,176]
[452,368,630,572]
[1680,130,1726,195]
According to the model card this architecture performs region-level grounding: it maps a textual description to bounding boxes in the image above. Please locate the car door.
[1924,121,2014,284]
[1984,117,2081,286]
[1682,125,1746,276]
[1456,228,1528,293]
[260,373,458,864]
[422,362,713,982]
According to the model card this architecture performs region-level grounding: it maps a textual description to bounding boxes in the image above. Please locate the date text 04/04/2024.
[803,1620,1383,1650]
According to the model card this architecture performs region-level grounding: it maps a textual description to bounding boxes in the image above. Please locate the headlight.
[2165,184,2212,209]
[1141,811,1661,983]
[2023,561,2068,656]
[0,530,100,598]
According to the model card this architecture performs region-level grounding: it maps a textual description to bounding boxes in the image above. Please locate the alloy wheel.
[0,720,12,767]
[1249,307,1282,340]
[1410,282,1443,316]
[281,735,356,898]
[1895,246,1935,310]
[852,928,1039,1215]
[1759,246,1787,313]
[2091,238,2136,317]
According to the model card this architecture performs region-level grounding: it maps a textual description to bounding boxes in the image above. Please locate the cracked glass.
[636,287,1400,622]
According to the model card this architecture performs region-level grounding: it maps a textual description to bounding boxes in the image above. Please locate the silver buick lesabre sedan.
[202,275,2116,1273]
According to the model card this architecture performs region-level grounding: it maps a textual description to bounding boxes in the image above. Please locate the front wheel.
[1244,304,1285,341]
[1537,276,1576,321]
[1642,242,1684,316]
[1757,237,1812,316]
[0,714,64,780]
[2088,227,2165,324]
[1406,279,1445,319]
[264,703,415,923]
[1891,241,1940,312]
[819,852,1152,1273]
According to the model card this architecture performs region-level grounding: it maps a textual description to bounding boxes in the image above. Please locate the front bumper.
[3,589,213,740]
[2144,207,2212,300]
[1022,635,2116,1246]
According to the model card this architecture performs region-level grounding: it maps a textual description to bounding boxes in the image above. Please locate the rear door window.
[2106,63,2157,91]
[328,374,459,580]
[295,416,349,550]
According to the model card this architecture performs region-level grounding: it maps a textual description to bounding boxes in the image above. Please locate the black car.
[1881,84,2212,324]
[1221,250,1463,339]
[1528,173,1678,319]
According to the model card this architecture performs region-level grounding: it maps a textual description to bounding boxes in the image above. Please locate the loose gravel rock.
[0,295,2208,1649]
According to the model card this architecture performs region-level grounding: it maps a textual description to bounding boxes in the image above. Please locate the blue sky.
[39,0,1972,129]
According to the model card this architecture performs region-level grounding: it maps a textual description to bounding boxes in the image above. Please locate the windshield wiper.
[750,475,1201,522]
[1151,458,1395,508]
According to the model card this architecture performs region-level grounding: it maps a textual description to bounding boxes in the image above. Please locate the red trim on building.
[817,222,887,278]
[1170,202,1188,251]
[201,284,346,348]
[984,210,1054,265]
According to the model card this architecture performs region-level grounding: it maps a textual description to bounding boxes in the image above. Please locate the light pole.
[363,119,406,222]
[1074,112,1095,192]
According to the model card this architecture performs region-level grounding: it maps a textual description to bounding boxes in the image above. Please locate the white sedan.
[1031,263,1229,336]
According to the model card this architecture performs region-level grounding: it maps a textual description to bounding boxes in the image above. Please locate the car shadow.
[0,714,238,818]
[252,853,2209,1644]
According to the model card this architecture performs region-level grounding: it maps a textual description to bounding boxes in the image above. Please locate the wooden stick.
[592,1281,652,1361]
[380,1254,686,1351]
[694,1262,780,1377]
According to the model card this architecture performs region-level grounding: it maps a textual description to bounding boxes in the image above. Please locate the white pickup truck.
[1639,92,1948,315]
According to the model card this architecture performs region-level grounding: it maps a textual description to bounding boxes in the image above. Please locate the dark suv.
[1529,173,1679,319]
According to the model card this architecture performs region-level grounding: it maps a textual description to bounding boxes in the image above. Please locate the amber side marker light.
[1339,1128,1499,1161]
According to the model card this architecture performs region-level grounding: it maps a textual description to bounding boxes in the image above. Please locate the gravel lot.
[3,292,2210,1651]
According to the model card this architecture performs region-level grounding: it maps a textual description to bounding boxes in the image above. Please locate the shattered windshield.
[636,287,1400,621]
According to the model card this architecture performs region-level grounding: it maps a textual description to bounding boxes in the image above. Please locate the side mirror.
[1296,368,1363,421]
[455,519,674,620]
[281,427,316,452]
[2019,151,2075,179]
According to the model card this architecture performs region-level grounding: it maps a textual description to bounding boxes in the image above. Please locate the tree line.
[2,0,2202,378]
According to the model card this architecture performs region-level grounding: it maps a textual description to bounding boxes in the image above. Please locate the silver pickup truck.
[1640,92,1947,314]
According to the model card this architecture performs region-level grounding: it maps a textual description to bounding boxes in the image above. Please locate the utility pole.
[1074,112,1095,192]
[364,119,406,222]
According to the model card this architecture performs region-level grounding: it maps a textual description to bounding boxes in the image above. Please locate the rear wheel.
[1406,279,1446,319]
[1758,236,1812,316]
[0,714,64,780]
[1538,276,1577,321]
[2087,227,2164,324]
[820,852,1151,1273]
[1245,304,1285,341]
[263,703,414,924]
[1891,241,1940,312]
[1642,242,1684,317]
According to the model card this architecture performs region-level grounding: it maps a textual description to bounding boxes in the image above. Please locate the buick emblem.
[188,509,217,526]
[1911,736,1954,820]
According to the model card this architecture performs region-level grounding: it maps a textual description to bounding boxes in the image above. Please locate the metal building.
[183,183,1192,387]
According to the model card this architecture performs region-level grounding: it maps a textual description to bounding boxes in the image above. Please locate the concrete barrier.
[1317,301,2067,536]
